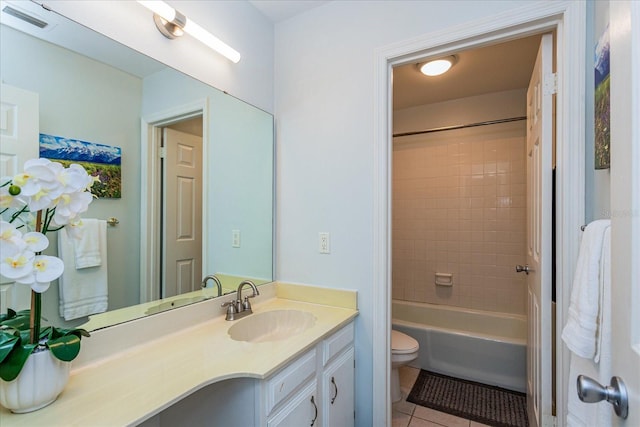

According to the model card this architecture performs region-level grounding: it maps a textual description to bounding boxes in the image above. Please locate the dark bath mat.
[407,370,529,427]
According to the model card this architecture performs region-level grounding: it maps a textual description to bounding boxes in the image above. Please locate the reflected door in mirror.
[0,83,39,312]
[163,127,203,298]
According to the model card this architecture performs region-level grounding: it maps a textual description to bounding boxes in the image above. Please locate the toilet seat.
[391,330,419,354]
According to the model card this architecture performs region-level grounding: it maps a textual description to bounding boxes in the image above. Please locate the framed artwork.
[39,133,122,198]
[594,25,610,170]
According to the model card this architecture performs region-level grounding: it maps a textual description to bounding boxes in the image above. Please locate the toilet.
[391,329,419,402]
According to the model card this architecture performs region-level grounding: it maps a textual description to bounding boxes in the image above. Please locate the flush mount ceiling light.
[137,1,241,63]
[418,56,457,76]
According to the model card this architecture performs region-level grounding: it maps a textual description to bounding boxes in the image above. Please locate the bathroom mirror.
[0,2,274,331]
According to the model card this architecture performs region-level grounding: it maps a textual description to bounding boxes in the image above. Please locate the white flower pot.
[0,349,71,413]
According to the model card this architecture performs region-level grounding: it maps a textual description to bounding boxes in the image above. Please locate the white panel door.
[608,1,640,425]
[525,33,554,427]
[0,83,39,312]
[163,128,202,298]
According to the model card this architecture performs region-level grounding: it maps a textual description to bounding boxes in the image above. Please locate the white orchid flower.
[0,221,26,257]
[64,218,84,239]
[0,250,35,280]
[64,164,94,192]
[52,191,93,225]
[26,187,58,212]
[12,158,59,198]
[22,231,49,253]
[13,255,64,293]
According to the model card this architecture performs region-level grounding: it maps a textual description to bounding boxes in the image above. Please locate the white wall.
[42,0,274,113]
[273,2,535,424]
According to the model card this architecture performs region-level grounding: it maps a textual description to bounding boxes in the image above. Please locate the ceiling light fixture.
[418,56,457,76]
[137,1,241,63]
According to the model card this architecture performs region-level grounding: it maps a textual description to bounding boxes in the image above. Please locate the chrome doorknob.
[577,375,628,419]
[515,264,530,275]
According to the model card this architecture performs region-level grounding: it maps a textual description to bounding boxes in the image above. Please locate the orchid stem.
[29,211,44,344]
[30,291,41,344]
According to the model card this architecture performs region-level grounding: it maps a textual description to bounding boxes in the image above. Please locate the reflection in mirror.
[0,1,273,331]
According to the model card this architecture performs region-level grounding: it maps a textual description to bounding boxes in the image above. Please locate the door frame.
[372,2,586,424]
[140,99,209,303]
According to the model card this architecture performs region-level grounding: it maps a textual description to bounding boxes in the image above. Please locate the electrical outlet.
[319,232,330,254]
[232,229,241,247]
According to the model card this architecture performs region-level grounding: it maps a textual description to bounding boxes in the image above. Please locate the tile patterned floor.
[392,366,491,427]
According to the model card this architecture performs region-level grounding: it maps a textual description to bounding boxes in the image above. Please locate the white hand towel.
[565,225,612,427]
[72,218,102,269]
[561,219,610,359]
[57,220,108,320]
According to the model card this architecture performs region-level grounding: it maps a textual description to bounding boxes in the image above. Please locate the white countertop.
[0,283,358,426]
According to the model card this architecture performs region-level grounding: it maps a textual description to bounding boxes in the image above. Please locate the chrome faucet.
[221,280,259,321]
[237,280,259,311]
[202,275,223,297]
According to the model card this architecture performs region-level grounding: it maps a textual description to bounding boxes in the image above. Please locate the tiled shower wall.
[392,124,527,315]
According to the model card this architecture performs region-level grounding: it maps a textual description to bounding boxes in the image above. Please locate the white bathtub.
[392,299,526,392]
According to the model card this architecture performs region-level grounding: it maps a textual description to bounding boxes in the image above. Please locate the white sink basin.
[228,309,316,343]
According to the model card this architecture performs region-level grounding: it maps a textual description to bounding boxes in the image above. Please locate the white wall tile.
[392,119,526,315]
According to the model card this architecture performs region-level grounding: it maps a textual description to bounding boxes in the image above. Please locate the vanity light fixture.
[418,55,457,76]
[137,1,241,63]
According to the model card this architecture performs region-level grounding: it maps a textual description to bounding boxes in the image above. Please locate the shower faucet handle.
[515,264,530,275]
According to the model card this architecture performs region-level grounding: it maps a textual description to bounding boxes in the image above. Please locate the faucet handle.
[221,300,238,320]
[242,296,254,312]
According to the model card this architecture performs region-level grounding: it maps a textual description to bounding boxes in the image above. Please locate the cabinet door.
[323,347,355,427]
[268,380,319,427]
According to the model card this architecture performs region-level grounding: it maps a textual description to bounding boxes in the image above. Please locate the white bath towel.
[561,219,610,359]
[72,218,102,269]
[57,220,109,320]
[565,224,612,427]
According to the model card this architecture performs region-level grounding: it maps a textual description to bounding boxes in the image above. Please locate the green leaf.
[0,314,30,331]
[40,326,55,340]
[0,343,36,381]
[69,328,91,338]
[47,335,81,362]
[0,333,19,364]
[0,308,17,323]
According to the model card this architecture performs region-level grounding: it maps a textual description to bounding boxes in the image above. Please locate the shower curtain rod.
[392,115,527,138]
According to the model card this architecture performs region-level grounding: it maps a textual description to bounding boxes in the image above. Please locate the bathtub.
[392,299,526,392]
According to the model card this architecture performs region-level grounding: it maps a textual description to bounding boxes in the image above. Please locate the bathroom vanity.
[0,283,358,426]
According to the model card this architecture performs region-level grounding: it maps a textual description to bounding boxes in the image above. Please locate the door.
[323,347,355,427]
[267,380,319,427]
[608,1,640,425]
[0,83,39,312]
[162,127,202,298]
[525,33,554,427]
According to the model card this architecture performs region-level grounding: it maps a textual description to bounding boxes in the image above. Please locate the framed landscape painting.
[39,133,122,198]
[594,25,610,170]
